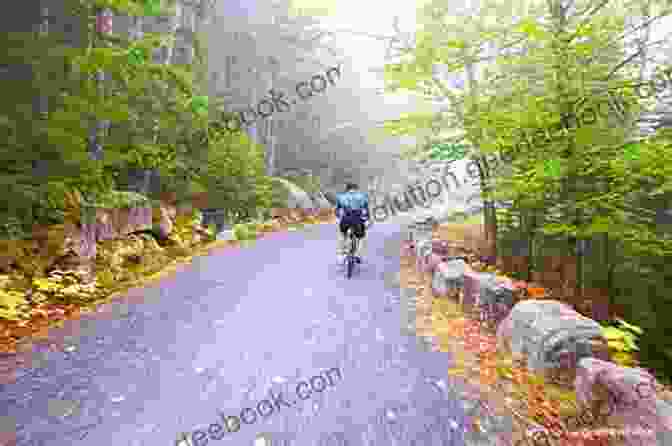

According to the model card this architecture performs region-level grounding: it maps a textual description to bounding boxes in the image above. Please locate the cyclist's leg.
[355,218,366,261]
[338,218,350,260]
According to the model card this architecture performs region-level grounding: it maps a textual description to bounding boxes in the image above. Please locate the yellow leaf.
[602,326,625,340]
[607,339,627,350]
[612,352,635,366]
[497,366,514,379]
[0,290,29,321]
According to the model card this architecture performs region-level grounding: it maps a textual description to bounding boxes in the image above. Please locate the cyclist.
[335,182,371,264]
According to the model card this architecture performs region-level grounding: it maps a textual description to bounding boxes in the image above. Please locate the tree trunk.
[463,52,498,259]
[527,208,536,281]
[475,156,497,258]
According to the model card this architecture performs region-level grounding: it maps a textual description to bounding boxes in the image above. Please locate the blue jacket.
[335,191,370,220]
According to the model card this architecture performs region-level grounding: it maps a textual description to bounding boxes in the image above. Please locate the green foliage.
[198,128,273,220]
[91,0,176,16]
[91,190,150,209]
[127,47,148,66]
[232,223,258,241]
[188,209,202,227]
[601,318,643,367]
[203,224,216,241]
[429,143,468,161]
[378,112,438,137]
[190,96,209,116]
[622,142,641,161]
[0,0,218,232]
[269,177,291,208]
[387,0,672,380]
[143,0,163,16]
[0,0,275,261]
[448,211,469,222]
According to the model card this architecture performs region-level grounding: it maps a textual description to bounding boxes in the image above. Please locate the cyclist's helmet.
[345,182,358,192]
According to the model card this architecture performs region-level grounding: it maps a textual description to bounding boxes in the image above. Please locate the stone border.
[407,220,672,443]
[400,234,515,446]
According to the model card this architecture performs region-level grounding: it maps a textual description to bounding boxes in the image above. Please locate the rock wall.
[407,218,672,444]
[0,202,178,278]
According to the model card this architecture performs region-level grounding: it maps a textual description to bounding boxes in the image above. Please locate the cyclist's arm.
[363,194,371,221]
[335,195,342,219]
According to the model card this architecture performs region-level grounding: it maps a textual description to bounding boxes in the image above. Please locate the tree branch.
[582,10,672,61]
[605,39,668,79]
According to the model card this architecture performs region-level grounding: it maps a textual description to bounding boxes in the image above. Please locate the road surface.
[0,218,510,446]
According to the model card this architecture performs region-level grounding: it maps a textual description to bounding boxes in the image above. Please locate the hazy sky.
[315,0,418,90]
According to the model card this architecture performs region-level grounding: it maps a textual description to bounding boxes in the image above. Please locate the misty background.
[202,0,482,218]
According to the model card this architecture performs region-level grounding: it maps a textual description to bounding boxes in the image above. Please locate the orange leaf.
[528,287,546,297]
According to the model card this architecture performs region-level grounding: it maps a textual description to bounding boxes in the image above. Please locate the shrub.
[233,223,250,241]
[269,177,291,208]
[91,191,151,209]
[201,132,273,219]
[232,223,259,241]
[244,223,258,238]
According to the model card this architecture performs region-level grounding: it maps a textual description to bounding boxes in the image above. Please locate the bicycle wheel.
[346,230,357,279]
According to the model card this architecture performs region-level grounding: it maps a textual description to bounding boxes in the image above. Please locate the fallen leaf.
[11,326,32,338]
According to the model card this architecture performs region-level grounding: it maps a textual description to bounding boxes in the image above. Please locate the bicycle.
[344,226,359,279]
